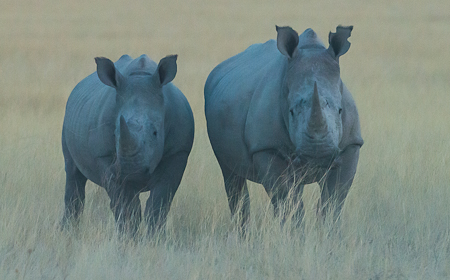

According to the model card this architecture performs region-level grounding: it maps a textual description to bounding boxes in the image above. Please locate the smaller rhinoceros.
[62,54,194,235]
[204,26,363,228]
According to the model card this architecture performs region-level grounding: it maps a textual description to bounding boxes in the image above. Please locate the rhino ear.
[276,26,299,59]
[327,25,353,61]
[153,55,177,87]
[95,57,124,89]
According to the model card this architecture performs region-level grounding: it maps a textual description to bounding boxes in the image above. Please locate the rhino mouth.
[116,167,152,185]
[286,152,341,184]
[292,151,341,169]
[114,156,154,181]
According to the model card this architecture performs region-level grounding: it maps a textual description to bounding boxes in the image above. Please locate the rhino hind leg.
[220,164,250,231]
[61,146,87,229]
[318,144,361,221]
[144,152,190,235]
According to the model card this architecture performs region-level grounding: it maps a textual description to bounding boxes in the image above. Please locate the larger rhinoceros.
[62,54,194,235]
[204,26,363,227]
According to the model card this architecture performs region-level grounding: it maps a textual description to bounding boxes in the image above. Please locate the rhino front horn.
[307,82,328,137]
[119,116,138,156]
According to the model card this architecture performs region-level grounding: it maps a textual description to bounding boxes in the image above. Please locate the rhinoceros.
[62,54,194,234]
[204,26,363,227]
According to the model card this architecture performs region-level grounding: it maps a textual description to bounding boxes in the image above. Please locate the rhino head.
[276,25,353,169]
[95,55,177,182]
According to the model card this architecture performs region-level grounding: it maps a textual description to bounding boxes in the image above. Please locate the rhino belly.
[63,83,118,187]
[63,128,110,186]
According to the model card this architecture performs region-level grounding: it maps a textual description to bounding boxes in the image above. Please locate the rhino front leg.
[319,144,361,221]
[253,150,304,224]
[61,142,87,228]
[107,185,142,236]
[220,163,250,230]
[144,152,189,234]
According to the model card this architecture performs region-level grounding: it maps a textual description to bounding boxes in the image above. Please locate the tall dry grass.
[1,0,450,279]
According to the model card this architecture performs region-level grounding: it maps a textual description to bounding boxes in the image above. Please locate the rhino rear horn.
[276,25,299,59]
[327,25,353,61]
[119,116,138,156]
[95,57,124,89]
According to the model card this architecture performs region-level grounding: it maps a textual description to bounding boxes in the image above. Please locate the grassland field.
[1,0,450,279]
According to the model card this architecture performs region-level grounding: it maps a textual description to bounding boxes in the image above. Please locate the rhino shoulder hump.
[205,39,278,98]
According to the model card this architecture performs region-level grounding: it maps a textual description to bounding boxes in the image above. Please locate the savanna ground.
[1,0,450,279]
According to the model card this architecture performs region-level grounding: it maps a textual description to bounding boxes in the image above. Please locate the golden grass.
[1,0,450,279]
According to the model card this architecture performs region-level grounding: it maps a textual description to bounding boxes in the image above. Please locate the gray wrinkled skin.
[205,26,363,227]
[62,54,194,235]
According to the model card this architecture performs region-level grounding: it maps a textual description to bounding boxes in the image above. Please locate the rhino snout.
[306,82,328,137]
[294,145,340,168]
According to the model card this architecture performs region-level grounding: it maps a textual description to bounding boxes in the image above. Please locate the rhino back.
[63,69,117,184]
[205,39,287,173]
[205,40,278,102]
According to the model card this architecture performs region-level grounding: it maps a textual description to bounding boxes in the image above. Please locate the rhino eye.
[153,131,157,137]
[289,109,294,117]
[339,108,342,114]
